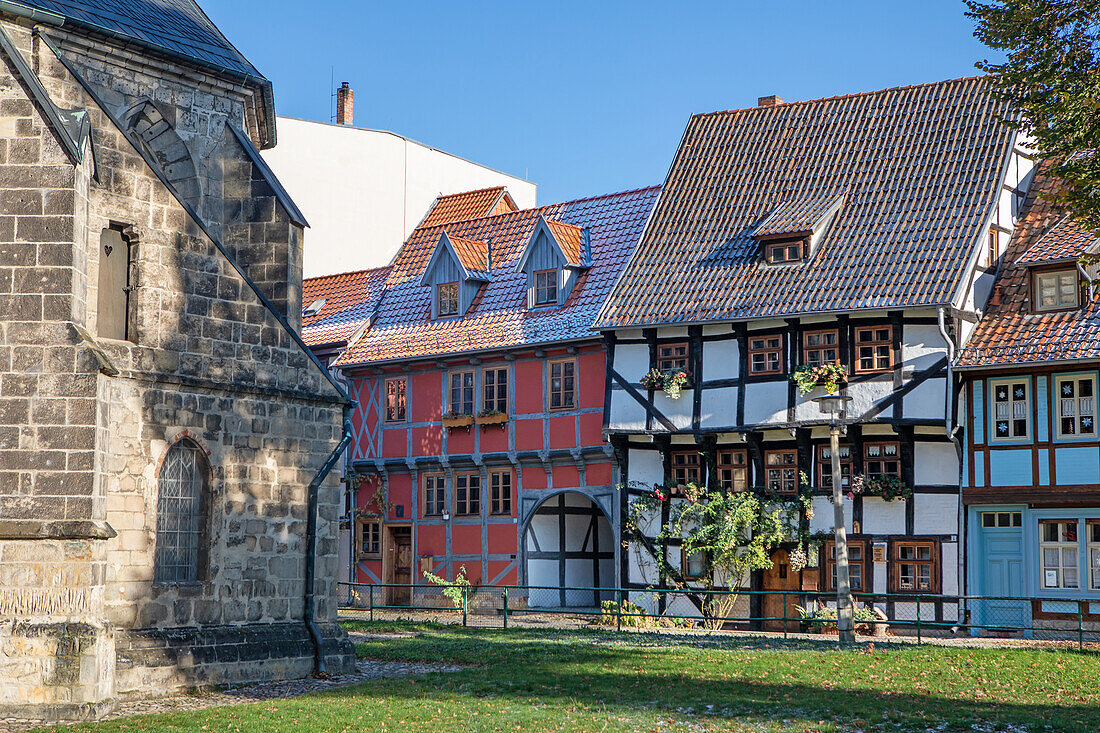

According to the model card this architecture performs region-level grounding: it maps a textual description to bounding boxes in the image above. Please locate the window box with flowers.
[476,409,508,428]
[640,368,694,399]
[441,412,474,431]
[791,362,848,396]
[850,474,912,502]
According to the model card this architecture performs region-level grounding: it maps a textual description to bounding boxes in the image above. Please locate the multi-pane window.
[766,240,803,264]
[548,359,575,410]
[534,269,558,306]
[765,450,798,494]
[817,443,851,489]
[97,227,134,341]
[671,450,702,487]
[424,475,446,516]
[748,334,783,375]
[981,511,1022,528]
[855,326,893,372]
[1055,375,1096,439]
[658,343,689,371]
[490,470,512,515]
[826,540,864,591]
[717,449,748,492]
[1034,270,1078,311]
[455,473,481,516]
[864,443,900,479]
[991,379,1030,440]
[483,367,508,413]
[385,377,407,422]
[682,548,706,580]
[1089,520,1100,591]
[437,281,459,316]
[154,440,208,584]
[892,542,937,592]
[1040,520,1079,589]
[985,227,998,267]
[449,370,475,415]
[803,329,839,367]
[359,519,381,557]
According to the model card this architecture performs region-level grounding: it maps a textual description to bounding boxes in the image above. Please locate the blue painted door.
[972,510,1029,633]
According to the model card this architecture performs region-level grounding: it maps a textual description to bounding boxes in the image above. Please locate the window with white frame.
[1055,374,1096,439]
[1034,270,1078,311]
[1089,520,1100,591]
[1039,520,1079,590]
[991,379,1030,440]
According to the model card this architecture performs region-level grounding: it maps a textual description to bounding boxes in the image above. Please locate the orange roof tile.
[545,220,585,265]
[445,232,490,278]
[418,187,516,229]
[301,266,391,347]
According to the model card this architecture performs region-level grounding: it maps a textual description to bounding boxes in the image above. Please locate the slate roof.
[596,77,1018,328]
[417,186,516,229]
[956,170,1100,368]
[14,0,262,79]
[754,194,844,239]
[330,186,660,367]
[302,266,391,348]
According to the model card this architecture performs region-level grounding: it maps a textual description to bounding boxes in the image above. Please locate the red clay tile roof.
[545,219,586,265]
[331,186,660,367]
[301,266,391,347]
[596,77,1018,328]
[444,232,491,279]
[417,187,516,229]
[754,194,845,239]
[957,171,1100,368]
[1017,216,1098,264]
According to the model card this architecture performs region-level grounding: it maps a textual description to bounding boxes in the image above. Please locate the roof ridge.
[696,75,988,118]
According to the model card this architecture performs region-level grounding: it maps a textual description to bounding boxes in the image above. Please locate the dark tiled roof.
[754,194,844,239]
[597,77,1018,328]
[302,266,391,348]
[1017,216,1098,264]
[417,186,515,229]
[331,186,659,367]
[957,170,1100,368]
[16,0,262,79]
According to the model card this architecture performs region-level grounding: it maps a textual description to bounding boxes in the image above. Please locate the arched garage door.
[524,492,614,607]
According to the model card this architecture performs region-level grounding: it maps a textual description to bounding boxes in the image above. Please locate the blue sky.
[205,1,1000,204]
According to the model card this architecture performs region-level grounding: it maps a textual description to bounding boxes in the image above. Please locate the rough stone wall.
[0,18,352,719]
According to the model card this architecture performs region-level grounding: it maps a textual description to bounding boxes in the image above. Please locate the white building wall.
[263,117,537,276]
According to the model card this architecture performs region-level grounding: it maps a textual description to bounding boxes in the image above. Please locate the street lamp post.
[813,394,856,645]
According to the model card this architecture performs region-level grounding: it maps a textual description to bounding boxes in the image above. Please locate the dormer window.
[1034,270,1078,312]
[437,282,459,316]
[765,240,805,264]
[534,270,558,306]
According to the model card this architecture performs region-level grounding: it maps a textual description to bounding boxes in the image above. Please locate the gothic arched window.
[154,439,209,584]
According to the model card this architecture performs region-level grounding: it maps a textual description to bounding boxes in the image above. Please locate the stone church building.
[0,0,353,721]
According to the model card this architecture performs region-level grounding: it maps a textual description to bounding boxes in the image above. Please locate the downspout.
[1077,261,1094,301]
[305,404,354,677]
[938,306,966,621]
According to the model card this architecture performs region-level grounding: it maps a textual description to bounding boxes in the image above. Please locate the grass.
[38,621,1100,732]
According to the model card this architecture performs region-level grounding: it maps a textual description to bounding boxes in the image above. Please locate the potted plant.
[476,408,508,428]
[640,368,666,391]
[640,368,693,399]
[441,411,473,430]
[851,474,912,502]
[791,362,847,396]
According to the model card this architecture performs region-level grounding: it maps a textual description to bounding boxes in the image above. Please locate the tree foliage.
[968,1,1100,228]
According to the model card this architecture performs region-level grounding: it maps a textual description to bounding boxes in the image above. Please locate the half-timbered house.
[594,78,1035,628]
[304,186,659,607]
[956,169,1100,632]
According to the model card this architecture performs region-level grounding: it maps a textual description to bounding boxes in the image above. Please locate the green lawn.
[40,622,1100,732]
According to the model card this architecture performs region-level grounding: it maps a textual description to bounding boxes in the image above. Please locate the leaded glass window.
[154,440,208,584]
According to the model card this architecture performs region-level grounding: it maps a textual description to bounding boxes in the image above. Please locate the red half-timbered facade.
[303,186,659,606]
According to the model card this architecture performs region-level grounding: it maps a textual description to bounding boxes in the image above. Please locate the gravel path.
[5,657,464,732]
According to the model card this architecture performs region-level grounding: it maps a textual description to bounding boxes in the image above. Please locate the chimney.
[757,94,783,108]
[336,81,354,125]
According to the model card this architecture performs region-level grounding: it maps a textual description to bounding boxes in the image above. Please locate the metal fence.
[338,581,1100,650]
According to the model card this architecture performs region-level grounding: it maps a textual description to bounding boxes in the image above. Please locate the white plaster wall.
[628,449,663,488]
[861,498,906,534]
[847,380,895,419]
[703,340,739,380]
[902,325,947,371]
[653,391,693,430]
[610,391,647,432]
[810,496,853,533]
[628,544,659,586]
[913,494,959,535]
[743,381,789,425]
[905,378,948,421]
[700,387,737,428]
[915,443,959,486]
[614,343,650,378]
[942,542,959,596]
[263,117,536,276]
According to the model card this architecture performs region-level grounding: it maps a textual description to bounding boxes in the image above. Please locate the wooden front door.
[762,549,800,631]
[386,526,412,606]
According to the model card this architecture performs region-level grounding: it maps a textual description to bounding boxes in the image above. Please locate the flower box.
[441,414,473,430]
[791,362,847,396]
[476,412,508,428]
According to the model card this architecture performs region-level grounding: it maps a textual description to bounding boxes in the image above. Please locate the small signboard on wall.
[1045,570,1059,588]
[872,543,887,563]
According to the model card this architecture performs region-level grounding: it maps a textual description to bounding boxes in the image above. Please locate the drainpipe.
[938,306,967,616]
[1077,261,1094,301]
[305,405,354,676]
